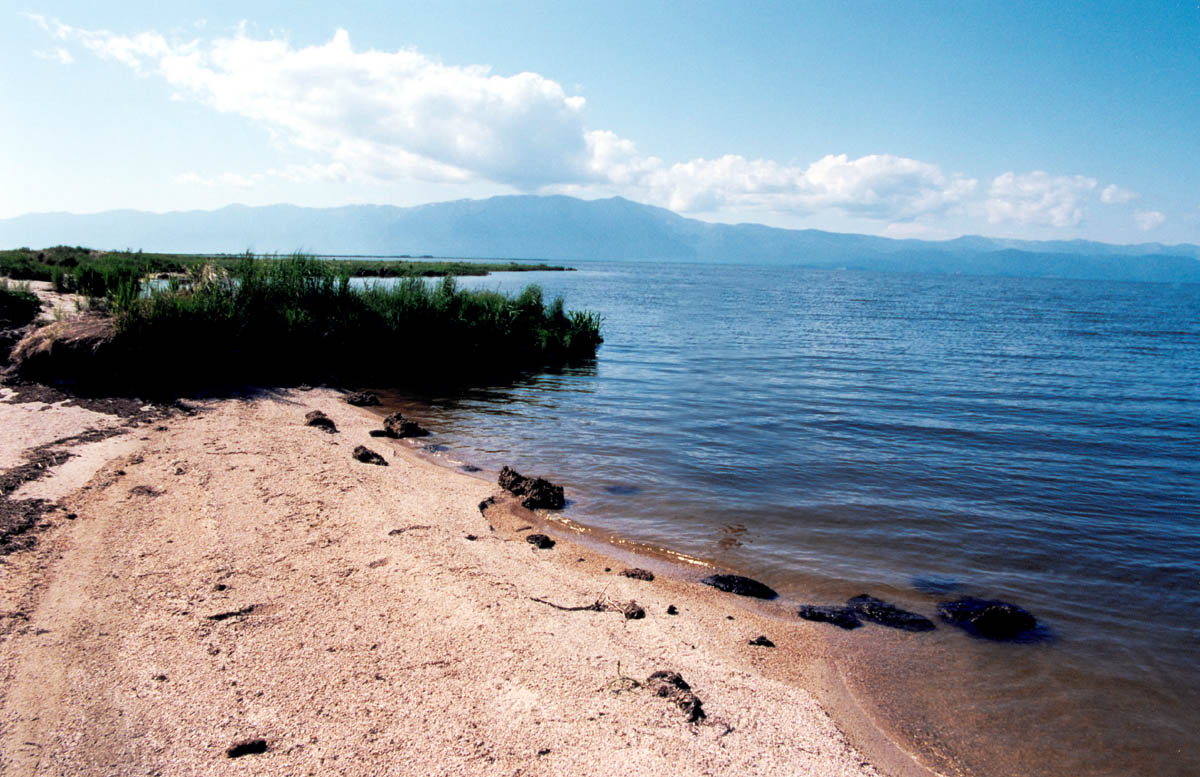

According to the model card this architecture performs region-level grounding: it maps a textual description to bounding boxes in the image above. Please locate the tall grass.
[103,255,601,389]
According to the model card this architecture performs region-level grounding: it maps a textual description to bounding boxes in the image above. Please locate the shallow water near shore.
[368,260,1198,777]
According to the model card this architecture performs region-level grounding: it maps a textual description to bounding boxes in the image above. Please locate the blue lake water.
[365,261,1199,777]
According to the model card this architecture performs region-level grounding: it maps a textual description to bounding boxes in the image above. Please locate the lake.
[366,261,1199,777]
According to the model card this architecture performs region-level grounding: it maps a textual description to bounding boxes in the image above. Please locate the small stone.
[526,534,555,549]
[226,739,268,758]
[382,411,429,438]
[352,445,387,466]
[646,671,705,723]
[344,391,380,406]
[465,534,478,541]
[666,605,678,615]
[620,568,655,581]
[749,635,775,648]
[303,410,337,433]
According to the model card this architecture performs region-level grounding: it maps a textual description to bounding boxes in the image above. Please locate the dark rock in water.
[604,484,641,496]
[700,574,778,600]
[352,445,388,466]
[226,739,268,758]
[498,466,565,510]
[847,595,936,632]
[383,411,430,438]
[911,575,963,595]
[521,478,564,510]
[526,533,555,549]
[666,605,678,615]
[937,597,1040,641]
[422,443,448,453]
[344,391,380,407]
[620,568,655,581]
[460,464,481,473]
[303,410,337,433]
[797,605,863,630]
[749,635,776,647]
[646,671,706,722]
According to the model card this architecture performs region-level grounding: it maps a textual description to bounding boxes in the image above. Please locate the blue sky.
[3,1,1198,244]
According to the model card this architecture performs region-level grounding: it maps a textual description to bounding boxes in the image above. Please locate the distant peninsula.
[3,195,1198,283]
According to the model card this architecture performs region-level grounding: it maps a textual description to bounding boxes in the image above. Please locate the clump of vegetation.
[0,279,41,326]
[13,255,601,392]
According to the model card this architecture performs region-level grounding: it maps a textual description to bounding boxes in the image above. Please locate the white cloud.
[1134,210,1166,231]
[1100,183,1138,204]
[568,142,977,219]
[35,19,1133,232]
[984,171,1097,227]
[49,22,593,188]
[33,46,74,65]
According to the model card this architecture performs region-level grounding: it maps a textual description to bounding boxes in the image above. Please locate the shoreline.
[371,401,953,777]
[0,385,938,776]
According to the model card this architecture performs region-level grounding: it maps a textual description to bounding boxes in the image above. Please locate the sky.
[3,1,1198,245]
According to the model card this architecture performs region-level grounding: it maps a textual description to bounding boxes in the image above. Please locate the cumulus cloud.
[984,171,1098,227]
[1134,210,1166,231]
[571,140,976,219]
[1100,183,1138,204]
[44,20,593,188]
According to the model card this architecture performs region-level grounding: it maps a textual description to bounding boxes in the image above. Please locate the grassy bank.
[12,255,601,392]
[0,246,570,289]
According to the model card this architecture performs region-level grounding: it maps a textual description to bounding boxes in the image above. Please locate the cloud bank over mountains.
[33,18,1158,234]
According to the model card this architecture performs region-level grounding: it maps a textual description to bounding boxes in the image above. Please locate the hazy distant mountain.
[3,195,1199,283]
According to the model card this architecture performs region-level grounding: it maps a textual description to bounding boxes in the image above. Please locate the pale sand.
[0,387,938,776]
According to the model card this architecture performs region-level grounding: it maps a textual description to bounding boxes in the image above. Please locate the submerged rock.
[796,604,863,630]
[911,574,963,595]
[700,574,778,600]
[352,445,388,466]
[498,466,565,510]
[937,597,1041,641]
[382,411,429,438]
[847,595,936,632]
[303,410,337,433]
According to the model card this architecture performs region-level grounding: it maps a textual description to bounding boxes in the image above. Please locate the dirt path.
[0,388,898,776]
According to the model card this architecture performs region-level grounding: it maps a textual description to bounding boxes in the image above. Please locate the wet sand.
[0,385,938,777]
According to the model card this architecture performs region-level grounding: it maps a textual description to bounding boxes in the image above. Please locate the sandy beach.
[0,378,942,777]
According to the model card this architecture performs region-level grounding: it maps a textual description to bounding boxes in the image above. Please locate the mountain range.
[3,195,1199,283]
